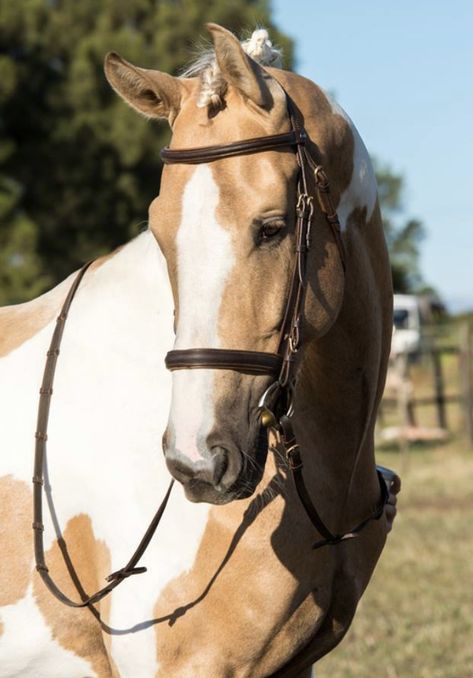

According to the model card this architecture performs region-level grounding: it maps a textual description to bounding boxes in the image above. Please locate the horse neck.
[60,232,175,448]
[293,280,391,533]
[71,230,174,354]
[292,350,374,536]
[0,229,176,526]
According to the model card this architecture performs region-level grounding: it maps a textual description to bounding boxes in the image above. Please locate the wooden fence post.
[460,322,473,447]
[395,352,410,462]
[431,348,447,429]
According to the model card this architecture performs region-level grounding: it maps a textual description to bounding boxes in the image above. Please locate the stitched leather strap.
[33,262,175,608]
[165,348,282,376]
[161,129,307,165]
[279,416,389,549]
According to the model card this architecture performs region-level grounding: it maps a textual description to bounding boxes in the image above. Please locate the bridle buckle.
[296,193,314,220]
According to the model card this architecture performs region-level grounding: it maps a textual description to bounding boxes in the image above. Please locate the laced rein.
[33,262,174,607]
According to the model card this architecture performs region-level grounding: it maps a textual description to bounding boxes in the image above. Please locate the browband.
[165,348,282,376]
[160,129,307,165]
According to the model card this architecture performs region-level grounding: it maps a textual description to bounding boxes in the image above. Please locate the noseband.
[162,91,388,549]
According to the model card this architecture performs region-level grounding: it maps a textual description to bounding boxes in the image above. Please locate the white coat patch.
[327,95,378,229]
[0,587,96,678]
[0,231,212,677]
[168,165,235,462]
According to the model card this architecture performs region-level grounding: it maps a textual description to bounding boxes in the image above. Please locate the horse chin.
[183,480,237,505]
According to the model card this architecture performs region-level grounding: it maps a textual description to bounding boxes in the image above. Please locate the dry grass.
[317,439,473,678]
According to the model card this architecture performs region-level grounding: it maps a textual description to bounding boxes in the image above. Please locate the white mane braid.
[182,28,283,109]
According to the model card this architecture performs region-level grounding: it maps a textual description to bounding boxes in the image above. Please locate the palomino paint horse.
[0,25,396,677]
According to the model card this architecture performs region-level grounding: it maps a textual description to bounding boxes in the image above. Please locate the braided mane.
[182,28,282,109]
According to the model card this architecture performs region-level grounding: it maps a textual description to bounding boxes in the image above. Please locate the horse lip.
[183,479,237,505]
[225,425,269,499]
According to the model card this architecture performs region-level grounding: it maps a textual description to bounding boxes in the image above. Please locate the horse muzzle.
[163,441,241,503]
[163,417,269,504]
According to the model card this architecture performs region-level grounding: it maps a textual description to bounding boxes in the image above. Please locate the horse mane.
[181,28,283,109]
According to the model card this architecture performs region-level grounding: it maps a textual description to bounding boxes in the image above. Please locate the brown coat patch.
[33,514,114,677]
[0,481,117,672]
[0,298,60,358]
[0,482,115,672]
[152,470,334,677]
[0,249,120,359]
[0,476,32,607]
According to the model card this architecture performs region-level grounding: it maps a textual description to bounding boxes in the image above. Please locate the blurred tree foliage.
[0,0,293,304]
[0,1,427,305]
[374,160,426,294]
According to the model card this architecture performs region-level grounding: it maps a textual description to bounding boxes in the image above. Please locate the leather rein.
[32,90,387,609]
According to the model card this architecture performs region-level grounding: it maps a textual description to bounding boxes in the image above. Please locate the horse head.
[104,24,346,504]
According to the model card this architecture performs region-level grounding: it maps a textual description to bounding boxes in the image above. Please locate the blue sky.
[273,0,473,311]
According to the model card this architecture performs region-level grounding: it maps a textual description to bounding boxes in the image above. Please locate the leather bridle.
[162,91,387,549]
[162,95,346,391]
[32,87,388,609]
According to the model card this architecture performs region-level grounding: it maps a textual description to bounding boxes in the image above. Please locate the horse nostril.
[165,455,195,483]
[211,447,228,486]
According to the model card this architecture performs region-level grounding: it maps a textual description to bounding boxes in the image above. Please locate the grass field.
[317,438,473,677]
[318,323,473,676]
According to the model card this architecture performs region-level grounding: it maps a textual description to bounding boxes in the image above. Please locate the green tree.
[374,159,426,293]
[0,0,293,304]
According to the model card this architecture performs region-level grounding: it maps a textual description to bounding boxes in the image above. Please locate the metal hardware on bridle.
[33,261,174,608]
[161,86,387,548]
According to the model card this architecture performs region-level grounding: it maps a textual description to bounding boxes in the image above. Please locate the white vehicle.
[391,294,421,355]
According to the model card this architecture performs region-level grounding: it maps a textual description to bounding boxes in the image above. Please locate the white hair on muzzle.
[182,28,283,109]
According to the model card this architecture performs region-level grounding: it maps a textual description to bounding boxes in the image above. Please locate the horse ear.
[206,23,272,108]
[104,52,182,121]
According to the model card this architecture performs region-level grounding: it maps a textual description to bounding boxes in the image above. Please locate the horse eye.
[257,220,285,245]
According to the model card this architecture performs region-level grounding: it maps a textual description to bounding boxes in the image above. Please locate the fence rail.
[379,321,473,447]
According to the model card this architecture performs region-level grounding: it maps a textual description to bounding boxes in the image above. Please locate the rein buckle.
[286,444,302,470]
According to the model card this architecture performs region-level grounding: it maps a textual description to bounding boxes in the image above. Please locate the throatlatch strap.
[33,262,175,608]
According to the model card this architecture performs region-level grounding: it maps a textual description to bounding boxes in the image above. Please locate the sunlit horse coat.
[0,25,393,678]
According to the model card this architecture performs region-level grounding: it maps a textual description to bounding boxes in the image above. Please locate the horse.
[0,24,396,677]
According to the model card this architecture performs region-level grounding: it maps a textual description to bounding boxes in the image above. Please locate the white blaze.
[169,165,235,461]
[327,94,378,229]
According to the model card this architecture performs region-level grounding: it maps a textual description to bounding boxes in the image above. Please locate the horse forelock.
[182,27,283,110]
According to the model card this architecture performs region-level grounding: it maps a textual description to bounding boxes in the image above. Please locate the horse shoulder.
[0,248,137,677]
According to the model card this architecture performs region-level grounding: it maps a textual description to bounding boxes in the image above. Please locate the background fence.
[377,321,473,454]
